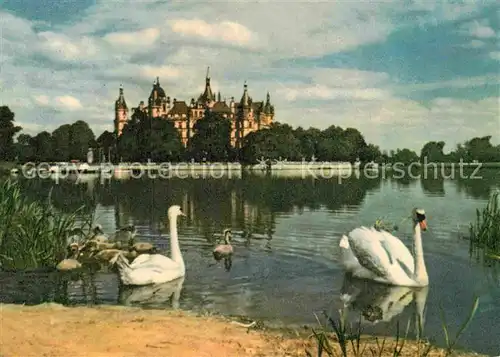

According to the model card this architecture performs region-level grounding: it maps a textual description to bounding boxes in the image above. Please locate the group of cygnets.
[56,224,159,271]
[56,223,235,272]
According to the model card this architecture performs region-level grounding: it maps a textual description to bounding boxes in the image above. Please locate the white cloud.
[37,31,98,61]
[103,27,160,47]
[461,19,496,39]
[462,39,485,48]
[489,52,500,61]
[279,84,390,102]
[169,19,255,46]
[140,65,182,80]
[393,75,500,93]
[55,96,82,110]
[33,95,50,106]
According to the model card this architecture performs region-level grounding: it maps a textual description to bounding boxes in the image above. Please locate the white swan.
[109,205,186,286]
[339,208,429,287]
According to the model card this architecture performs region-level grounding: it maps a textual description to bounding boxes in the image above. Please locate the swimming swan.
[110,205,186,286]
[213,228,233,260]
[339,208,429,287]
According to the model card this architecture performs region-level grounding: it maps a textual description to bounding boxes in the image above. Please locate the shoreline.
[0,303,487,357]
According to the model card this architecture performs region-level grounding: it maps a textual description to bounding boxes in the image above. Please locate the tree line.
[1,105,498,164]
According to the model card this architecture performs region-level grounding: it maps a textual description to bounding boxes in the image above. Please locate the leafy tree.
[343,127,367,161]
[0,106,22,161]
[97,130,116,162]
[240,122,301,163]
[117,111,183,162]
[31,131,53,162]
[316,125,352,161]
[147,118,184,161]
[15,134,35,162]
[449,143,468,162]
[51,124,72,161]
[188,110,233,162]
[391,148,419,165]
[360,144,383,163]
[294,127,321,160]
[464,136,497,162]
[420,141,446,163]
[69,121,96,160]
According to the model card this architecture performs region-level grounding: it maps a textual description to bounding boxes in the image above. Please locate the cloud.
[103,27,160,48]
[33,94,82,111]
[169,19,255,47]
[462,39,485,48]
[37,31,98,61]
[1,1,498,151]
[462,19,496,39]
[33,95,50,106]
[55,96,82,110]
[140,65,182,81]
[278,84,390,102]
[489,52,500,61]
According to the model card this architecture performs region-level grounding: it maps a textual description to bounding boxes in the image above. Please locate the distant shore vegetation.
[1,105,499,165]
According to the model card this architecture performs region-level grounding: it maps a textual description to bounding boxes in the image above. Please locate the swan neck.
[169,215,184,269]
[413,223,428,285]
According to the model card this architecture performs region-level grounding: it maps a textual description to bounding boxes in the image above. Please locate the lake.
[1,169,500,355]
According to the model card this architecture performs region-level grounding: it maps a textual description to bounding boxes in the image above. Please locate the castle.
[114,68,275,148]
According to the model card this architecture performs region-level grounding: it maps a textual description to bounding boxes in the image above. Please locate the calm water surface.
[1,171,500,355]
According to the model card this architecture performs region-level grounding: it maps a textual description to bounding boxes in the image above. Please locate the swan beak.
[419,219,427,231]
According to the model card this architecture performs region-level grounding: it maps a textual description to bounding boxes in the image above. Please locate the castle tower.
[260,91,275,128]
[235,82,251,148]
[148,77,168,118]
[114,84,129,136]
[196,66,216,108]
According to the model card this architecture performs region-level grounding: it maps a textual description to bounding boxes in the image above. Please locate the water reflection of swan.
[339,274,428,335]
[119,276,185,309]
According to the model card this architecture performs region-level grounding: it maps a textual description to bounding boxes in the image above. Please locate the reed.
[306,296,480,357]
[469,191,500,254]
[0,179,93,270]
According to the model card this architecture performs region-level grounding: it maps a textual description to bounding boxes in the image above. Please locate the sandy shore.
[0,303,486,357]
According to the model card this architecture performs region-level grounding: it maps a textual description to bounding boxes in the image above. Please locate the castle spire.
[156,76,160,86]
[199,66,214,103]
[264,91,274,114]
[240,81,249,106]
[115,84,127,109]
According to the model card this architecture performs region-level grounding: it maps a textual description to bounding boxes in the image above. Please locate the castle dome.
[149,76,167,100]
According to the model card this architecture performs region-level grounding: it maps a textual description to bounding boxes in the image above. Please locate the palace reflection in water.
[2,170,500,355]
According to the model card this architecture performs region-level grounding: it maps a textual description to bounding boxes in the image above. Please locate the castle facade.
[114,68,274,148]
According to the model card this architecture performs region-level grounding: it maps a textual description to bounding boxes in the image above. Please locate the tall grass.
[469,191,500,250]
[469,191,500,262]
[306,297,480,357]
[0,179,93,270]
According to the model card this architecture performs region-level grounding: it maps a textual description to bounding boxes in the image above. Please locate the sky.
[1,0,499,152]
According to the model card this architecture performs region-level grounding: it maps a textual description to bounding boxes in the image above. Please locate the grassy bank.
[0,179,93,270]
[0,303,486,357]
